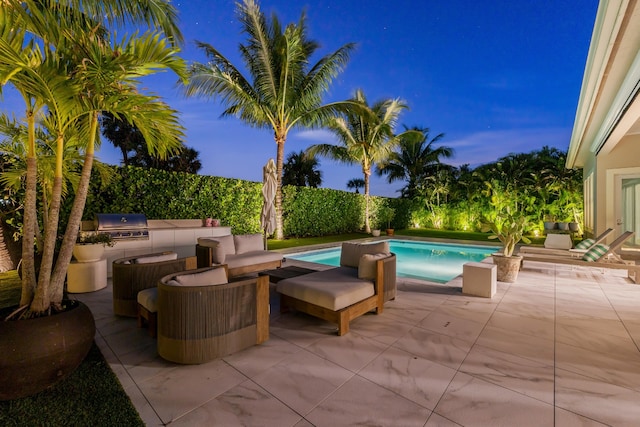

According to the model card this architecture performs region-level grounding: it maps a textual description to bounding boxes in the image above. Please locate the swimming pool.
[287,239,497,283]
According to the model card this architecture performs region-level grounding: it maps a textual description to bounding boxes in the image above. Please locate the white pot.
[371,230,381,237]
[73,244,105,263]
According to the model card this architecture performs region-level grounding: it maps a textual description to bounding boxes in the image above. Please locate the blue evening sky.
[3,0,600,197]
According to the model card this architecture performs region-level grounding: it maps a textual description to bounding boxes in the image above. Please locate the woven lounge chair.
[522,231,638,283]
[519,228,614,257]
[112,252,197,317]
[157,265,269,364]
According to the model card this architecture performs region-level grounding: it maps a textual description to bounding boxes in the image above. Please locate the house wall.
[594,134,640,239]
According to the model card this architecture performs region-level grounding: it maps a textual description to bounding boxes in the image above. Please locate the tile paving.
[73,257,640,426]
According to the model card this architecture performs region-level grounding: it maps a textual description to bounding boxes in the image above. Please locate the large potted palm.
[0,0,185,400]
[481,208,530,283]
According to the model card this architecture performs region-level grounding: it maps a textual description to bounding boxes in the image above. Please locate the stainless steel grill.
[94,213,149,240]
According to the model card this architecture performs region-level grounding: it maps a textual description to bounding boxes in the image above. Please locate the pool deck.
[73,256,640,426]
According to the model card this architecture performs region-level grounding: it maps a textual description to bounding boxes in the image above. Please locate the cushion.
[174,267,228,286]
[133,252,178,264]
[137,287,158,312]
[340,241,391,268]
[574,238,595,250]
[198,235,235,263]
[234,233,264,254]
[277,267,374,311]
[581,244,609,262]
[543,234,573,250]
[358,253,389,280]
[225,251,283,270]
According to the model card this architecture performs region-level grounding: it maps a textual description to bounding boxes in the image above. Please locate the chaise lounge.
[276,241,396,335]
[519,228,614,257]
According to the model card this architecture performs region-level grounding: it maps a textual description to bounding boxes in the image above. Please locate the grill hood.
[94,213,149,240]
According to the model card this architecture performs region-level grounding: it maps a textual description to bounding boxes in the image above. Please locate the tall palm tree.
[0,0,186,315]
[282,150,322,188]
[307,89,409,233]
[184,0,355,239]
[377,126,452,199]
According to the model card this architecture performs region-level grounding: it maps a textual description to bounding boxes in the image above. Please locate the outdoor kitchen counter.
[103,222,231,277]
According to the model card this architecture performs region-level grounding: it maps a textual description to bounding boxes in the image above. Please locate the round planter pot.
[73,244,105,263]
[543,221,557,231]
[491,253,523,283]
[371,230,381,237]
[568,222,579,232]
[386,228,395,236]
[557,222,569,231]
[0,300,95,401]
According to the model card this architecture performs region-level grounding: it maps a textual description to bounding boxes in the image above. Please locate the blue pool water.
[287,239,496,283]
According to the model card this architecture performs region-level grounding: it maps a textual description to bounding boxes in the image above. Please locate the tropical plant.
[0,0,185,317]
[76,232,114,247]
[282,151,322,188]
[307,89,409,233]
[379,205,395,229]
[377,125,452,199]
[184,0,355,240]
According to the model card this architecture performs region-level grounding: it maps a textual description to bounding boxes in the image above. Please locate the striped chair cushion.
[581,244,609,262]
[574,238,595,250]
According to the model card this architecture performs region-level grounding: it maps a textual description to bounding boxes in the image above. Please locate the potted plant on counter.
[481,207,531,283]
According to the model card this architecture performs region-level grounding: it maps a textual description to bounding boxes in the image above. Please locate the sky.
[2,0,600,197]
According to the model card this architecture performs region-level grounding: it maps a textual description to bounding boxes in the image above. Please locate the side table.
[67,258,107,293]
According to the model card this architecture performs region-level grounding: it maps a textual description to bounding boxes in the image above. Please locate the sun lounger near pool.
[522,231,638,283]
[519,228,614,257]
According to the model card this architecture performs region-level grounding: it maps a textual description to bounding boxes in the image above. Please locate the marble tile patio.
[72,258,640,426]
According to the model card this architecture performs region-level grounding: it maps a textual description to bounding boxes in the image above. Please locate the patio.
[73,257,640,426]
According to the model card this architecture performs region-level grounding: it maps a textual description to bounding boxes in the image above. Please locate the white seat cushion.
[543,234,572,250]
[277,267,374,311]
[137,287,158,312]
[233,233,264,254]
[174,267,228,286]
[134,252,178,264]
[225,251,283,270]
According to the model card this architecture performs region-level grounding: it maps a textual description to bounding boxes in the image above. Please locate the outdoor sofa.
[112,251,197,317]
[276,241,396,336]
[196,233,283,277]
[155,265,269,364]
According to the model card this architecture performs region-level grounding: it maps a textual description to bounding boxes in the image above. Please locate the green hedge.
[80,166,400,237]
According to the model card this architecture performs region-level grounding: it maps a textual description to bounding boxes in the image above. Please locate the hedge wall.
[80,166,405,237]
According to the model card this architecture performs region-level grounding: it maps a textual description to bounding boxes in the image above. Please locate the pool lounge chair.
[521,231,638,283]
[519,228,614,257]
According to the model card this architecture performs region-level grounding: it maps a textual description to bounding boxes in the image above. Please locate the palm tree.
[307,89,409,233]
[0,0,185,316]
[184,0,355,239]
[282,150,322,188]
[346,178,365,193]
[377,126,452,199]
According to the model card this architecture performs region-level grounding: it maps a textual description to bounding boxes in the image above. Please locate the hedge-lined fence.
[78,166,406,237]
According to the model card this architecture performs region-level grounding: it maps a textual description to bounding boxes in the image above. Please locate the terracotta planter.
[491,253,522,283]
[386,228,395,236]
[0,300,95,400]
[73,243,105,263]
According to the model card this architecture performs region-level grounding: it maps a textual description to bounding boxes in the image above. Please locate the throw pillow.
[574,238,595,250]
[134,252,178,264]
[358,253,389,280]
[174,267,228,286]
[234,233,263,254]
[581,244,609,262]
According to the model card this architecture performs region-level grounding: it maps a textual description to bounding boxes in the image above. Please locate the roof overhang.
[567,0,640,169]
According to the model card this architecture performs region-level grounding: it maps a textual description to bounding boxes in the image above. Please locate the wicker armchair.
[157,266,270,364]
[112,252,197,317]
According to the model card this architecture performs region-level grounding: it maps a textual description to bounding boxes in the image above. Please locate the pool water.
[287,239,496,283]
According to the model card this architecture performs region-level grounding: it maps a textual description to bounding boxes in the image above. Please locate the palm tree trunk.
[50,114,98,304]
[274,135,285,240]
[364,169,371,233]
[30,135,64,313]
[19,111,37,307]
